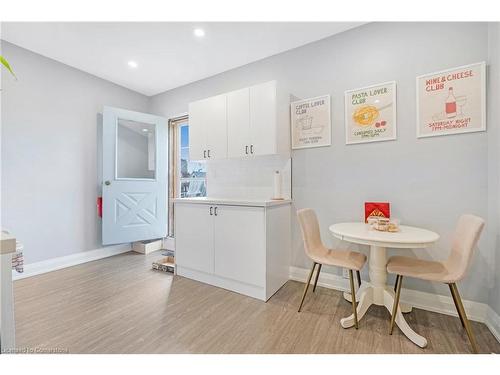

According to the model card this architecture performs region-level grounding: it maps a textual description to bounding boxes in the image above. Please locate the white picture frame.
[416,62,486,138]
[344,81,397,145]
[290,95,331,150]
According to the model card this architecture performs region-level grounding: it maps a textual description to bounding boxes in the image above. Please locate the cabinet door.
[205,94,227,160]
[250,81,277,156]
[188,100,207,161]
[175,204,214,274]
[214,205,265,287]
[227,88,250,158]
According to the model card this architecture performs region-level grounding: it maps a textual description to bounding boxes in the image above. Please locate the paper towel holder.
[271,170,285,200]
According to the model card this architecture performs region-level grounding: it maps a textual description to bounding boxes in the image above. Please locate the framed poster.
[290,95,331,149]
[416,62,486,138]
[344,81,397,145]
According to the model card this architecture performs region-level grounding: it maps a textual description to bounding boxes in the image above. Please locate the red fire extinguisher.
[97,197,103,218]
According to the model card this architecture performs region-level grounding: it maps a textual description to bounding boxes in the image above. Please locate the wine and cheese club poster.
[417,62,486,138]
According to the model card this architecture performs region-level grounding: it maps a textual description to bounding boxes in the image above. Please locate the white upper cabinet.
[188,94,227,161]
[205,94,227,160]
[189,80,287,161]
[227,88,250,158]
[249,81,277,156]
[188,99,207,161]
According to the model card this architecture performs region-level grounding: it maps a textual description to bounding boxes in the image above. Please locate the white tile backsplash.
[206,155,291,200]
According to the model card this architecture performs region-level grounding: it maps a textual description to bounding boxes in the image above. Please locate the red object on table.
[97,197,103,218]
[364,202,390,223]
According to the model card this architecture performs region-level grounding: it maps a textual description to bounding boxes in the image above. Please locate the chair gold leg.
[312,264,322,293]
[449,283,479,353]
[356,270,361,288]
[389,275,403,335]
[298,262,317,312]
[348,269,359,329]
[448,283,465,328]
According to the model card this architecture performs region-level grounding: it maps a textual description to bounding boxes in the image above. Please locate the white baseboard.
[289,266,500,343]
[486,305,500,343]
[13,244,131,280]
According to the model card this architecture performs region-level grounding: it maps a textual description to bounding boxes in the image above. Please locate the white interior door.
[102,106,167,245]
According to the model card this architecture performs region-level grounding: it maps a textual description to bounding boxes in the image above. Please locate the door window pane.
[117,119,156,179]
[179,123,206,197]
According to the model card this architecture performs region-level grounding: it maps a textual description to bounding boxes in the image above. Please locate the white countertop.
[329,222,440,249]
[173,197,292,207]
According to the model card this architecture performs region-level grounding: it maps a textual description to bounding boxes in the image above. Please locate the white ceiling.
[1,22,364,96]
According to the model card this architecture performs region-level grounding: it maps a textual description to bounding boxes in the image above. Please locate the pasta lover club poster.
[344,81,397,144]
[417,62,486,137]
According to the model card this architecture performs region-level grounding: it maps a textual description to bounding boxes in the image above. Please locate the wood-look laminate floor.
[13,251,500,354]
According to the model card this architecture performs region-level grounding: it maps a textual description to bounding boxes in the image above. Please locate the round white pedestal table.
[329,222,439,348]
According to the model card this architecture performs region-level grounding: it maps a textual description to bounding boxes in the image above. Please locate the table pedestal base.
[340,282,427,348]
[340,245,427,348]
[343,291,413,313]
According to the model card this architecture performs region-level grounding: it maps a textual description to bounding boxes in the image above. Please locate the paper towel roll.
[273,170,282,199]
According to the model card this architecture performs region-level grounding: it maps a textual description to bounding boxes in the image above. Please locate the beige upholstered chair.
[387,214,485,353]
[296,209,367,328]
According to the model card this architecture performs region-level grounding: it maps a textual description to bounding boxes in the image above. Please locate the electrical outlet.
[342,268,350,279]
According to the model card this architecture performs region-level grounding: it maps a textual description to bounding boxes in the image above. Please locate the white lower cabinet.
[214,205,265,287]
[174,202,290,301]
[175,203,214,274]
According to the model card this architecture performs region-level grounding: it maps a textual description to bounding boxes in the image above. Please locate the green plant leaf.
[0,55,17,79]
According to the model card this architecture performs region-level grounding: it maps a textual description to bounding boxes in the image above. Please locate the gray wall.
[1,41,149,263]
[149,22,497,307]
[487,23,500,315]
[2,24,498,313]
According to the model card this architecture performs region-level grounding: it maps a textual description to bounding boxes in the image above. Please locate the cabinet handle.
[207,149,211,158]
[214,206,218,216]
[245,145,248,155]
[250,145,254,154]
[204,150,207,159]
[209,206,213,215]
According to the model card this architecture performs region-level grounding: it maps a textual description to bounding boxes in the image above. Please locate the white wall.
[1,41,149,264]
[149,22,497,307]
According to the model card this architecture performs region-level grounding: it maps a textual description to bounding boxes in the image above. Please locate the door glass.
[116,119,156,179]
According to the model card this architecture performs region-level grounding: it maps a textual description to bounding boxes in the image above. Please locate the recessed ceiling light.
[128,61,138,68]
[193,28,205,37]
[142,128,148,132]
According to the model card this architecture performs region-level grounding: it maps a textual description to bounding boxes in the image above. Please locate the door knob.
[104,180,111,186]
